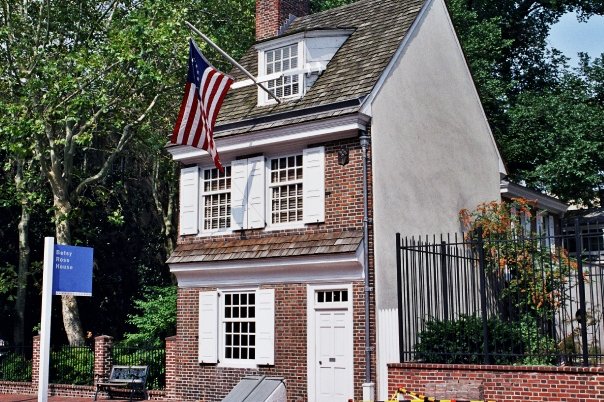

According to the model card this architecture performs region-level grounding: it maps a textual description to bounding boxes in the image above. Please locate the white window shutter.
[255,289,275,365]
[179,167,199,235]
[303,147,325,223]
[198,291,218,364]
[247,156,266,229]
[231,159,248,230]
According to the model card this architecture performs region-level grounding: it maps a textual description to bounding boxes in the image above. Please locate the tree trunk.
[151,158,176,256]
[14,161,30,346]
[54,198,85,346]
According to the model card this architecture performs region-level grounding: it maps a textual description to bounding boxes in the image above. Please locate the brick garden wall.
[0,335,167,400]
[388,363,604,402]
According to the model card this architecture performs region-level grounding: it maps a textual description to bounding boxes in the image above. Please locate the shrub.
[49,346,94,385]
[415,314,557,365]
[0,351,32,381]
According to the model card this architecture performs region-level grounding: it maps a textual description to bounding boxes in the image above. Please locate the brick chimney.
[256,0,310,41]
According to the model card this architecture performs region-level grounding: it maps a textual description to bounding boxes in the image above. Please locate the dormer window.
[250,30,353,106]
[256,40,305,105]
[265,43,300,99]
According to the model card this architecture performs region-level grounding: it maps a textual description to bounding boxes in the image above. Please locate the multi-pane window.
[316,289,349,304]
[266,44,300,99]
[223,292,256,360]
[202,166,231,230]
[270,155,303,224]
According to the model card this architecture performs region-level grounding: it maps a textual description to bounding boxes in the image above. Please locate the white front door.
[311,287,353,402]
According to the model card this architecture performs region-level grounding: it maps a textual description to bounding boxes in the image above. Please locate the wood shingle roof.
[167,230,363,264]
[214,0,425,136]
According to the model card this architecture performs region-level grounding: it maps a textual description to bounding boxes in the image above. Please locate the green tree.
[447,0,604,205]
[504,56,604,204]
[0,0,255,345]
[122,286,177,347]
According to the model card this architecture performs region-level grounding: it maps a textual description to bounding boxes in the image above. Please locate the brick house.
[165,0,504,401]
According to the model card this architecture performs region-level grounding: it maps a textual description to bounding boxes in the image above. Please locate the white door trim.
[307,283,354,402]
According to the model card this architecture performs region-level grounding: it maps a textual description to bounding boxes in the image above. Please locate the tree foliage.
[448,0,604,205]
[122,286,177,347]
[0,0,255,345]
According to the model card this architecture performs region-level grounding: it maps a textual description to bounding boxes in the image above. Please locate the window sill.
[217,361,264,369]
[264,222,305,231]
[198,229,233,237]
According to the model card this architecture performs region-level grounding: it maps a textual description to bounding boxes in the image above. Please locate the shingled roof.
[167,230,363,264]
[214,0,425,136]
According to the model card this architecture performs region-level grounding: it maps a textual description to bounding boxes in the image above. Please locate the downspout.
[359,130,374,400]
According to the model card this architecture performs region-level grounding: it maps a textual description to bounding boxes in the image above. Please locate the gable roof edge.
[360,0,507,176]
[359,0,432,116]
[436,0,507,176]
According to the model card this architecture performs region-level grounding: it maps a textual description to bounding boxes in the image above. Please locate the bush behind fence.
[0,346,33,382]
[0,342,165,389]
[396,221,604,366]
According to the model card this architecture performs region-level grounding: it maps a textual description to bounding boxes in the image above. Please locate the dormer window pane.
[265,43,300,100]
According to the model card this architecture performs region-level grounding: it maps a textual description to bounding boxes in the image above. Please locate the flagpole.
[184,21,281,104]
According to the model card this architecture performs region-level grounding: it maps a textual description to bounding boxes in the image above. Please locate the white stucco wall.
[368,0,503,397]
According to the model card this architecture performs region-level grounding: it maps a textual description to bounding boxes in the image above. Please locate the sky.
[547,12,604,66]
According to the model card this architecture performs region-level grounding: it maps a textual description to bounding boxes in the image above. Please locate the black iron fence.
[49,345,94,385]
[396,219,604,366]
[0,345,33,381]
[112,345,165,389]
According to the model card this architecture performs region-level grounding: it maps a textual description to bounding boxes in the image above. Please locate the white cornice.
[169,243,365,288]
[500,181,568,214]
[254,29,355,51]
[167,113,369,165]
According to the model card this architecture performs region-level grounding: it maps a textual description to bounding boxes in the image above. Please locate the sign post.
[38,237,55,402]
[38,239,94,402]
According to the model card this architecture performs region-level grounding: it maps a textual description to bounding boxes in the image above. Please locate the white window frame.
[200,165,232,234]
[266,152,305,229]
[257,39,305,106]
[180,147,324,236]
[263,146,325,231]
[219,289,259,367]
[199,288,275,368]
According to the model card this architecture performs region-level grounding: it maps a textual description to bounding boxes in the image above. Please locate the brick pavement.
[0,395,170,402]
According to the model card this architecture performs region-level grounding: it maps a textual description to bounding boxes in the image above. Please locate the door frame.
[307,283,354,402]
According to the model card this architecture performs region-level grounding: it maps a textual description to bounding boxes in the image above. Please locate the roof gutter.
[214,98,364,135]
[359,129,375,400]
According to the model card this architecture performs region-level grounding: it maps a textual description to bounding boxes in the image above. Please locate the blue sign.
[52,245,93,296]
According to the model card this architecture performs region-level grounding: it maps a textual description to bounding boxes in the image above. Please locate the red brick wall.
[172,281,372,401]
[172,136,377,400]
[256,0,310,41]
[177,137,366,248]
[388,363,604,402]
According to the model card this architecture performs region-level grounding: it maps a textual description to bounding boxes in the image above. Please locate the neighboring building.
[165,0,504,400]
[500,179,569,239]
[562,207,604,264]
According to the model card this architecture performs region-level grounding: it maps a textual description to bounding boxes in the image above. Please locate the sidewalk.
[0,395,170,402]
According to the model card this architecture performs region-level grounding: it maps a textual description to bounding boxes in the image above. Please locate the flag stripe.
[171,82,194,144]
[170,39,233,172]
[181,93,199,146]
[176,84,196,144]
[209,75,231,128]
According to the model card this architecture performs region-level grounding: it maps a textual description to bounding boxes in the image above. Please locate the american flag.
[171,39,233,171]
